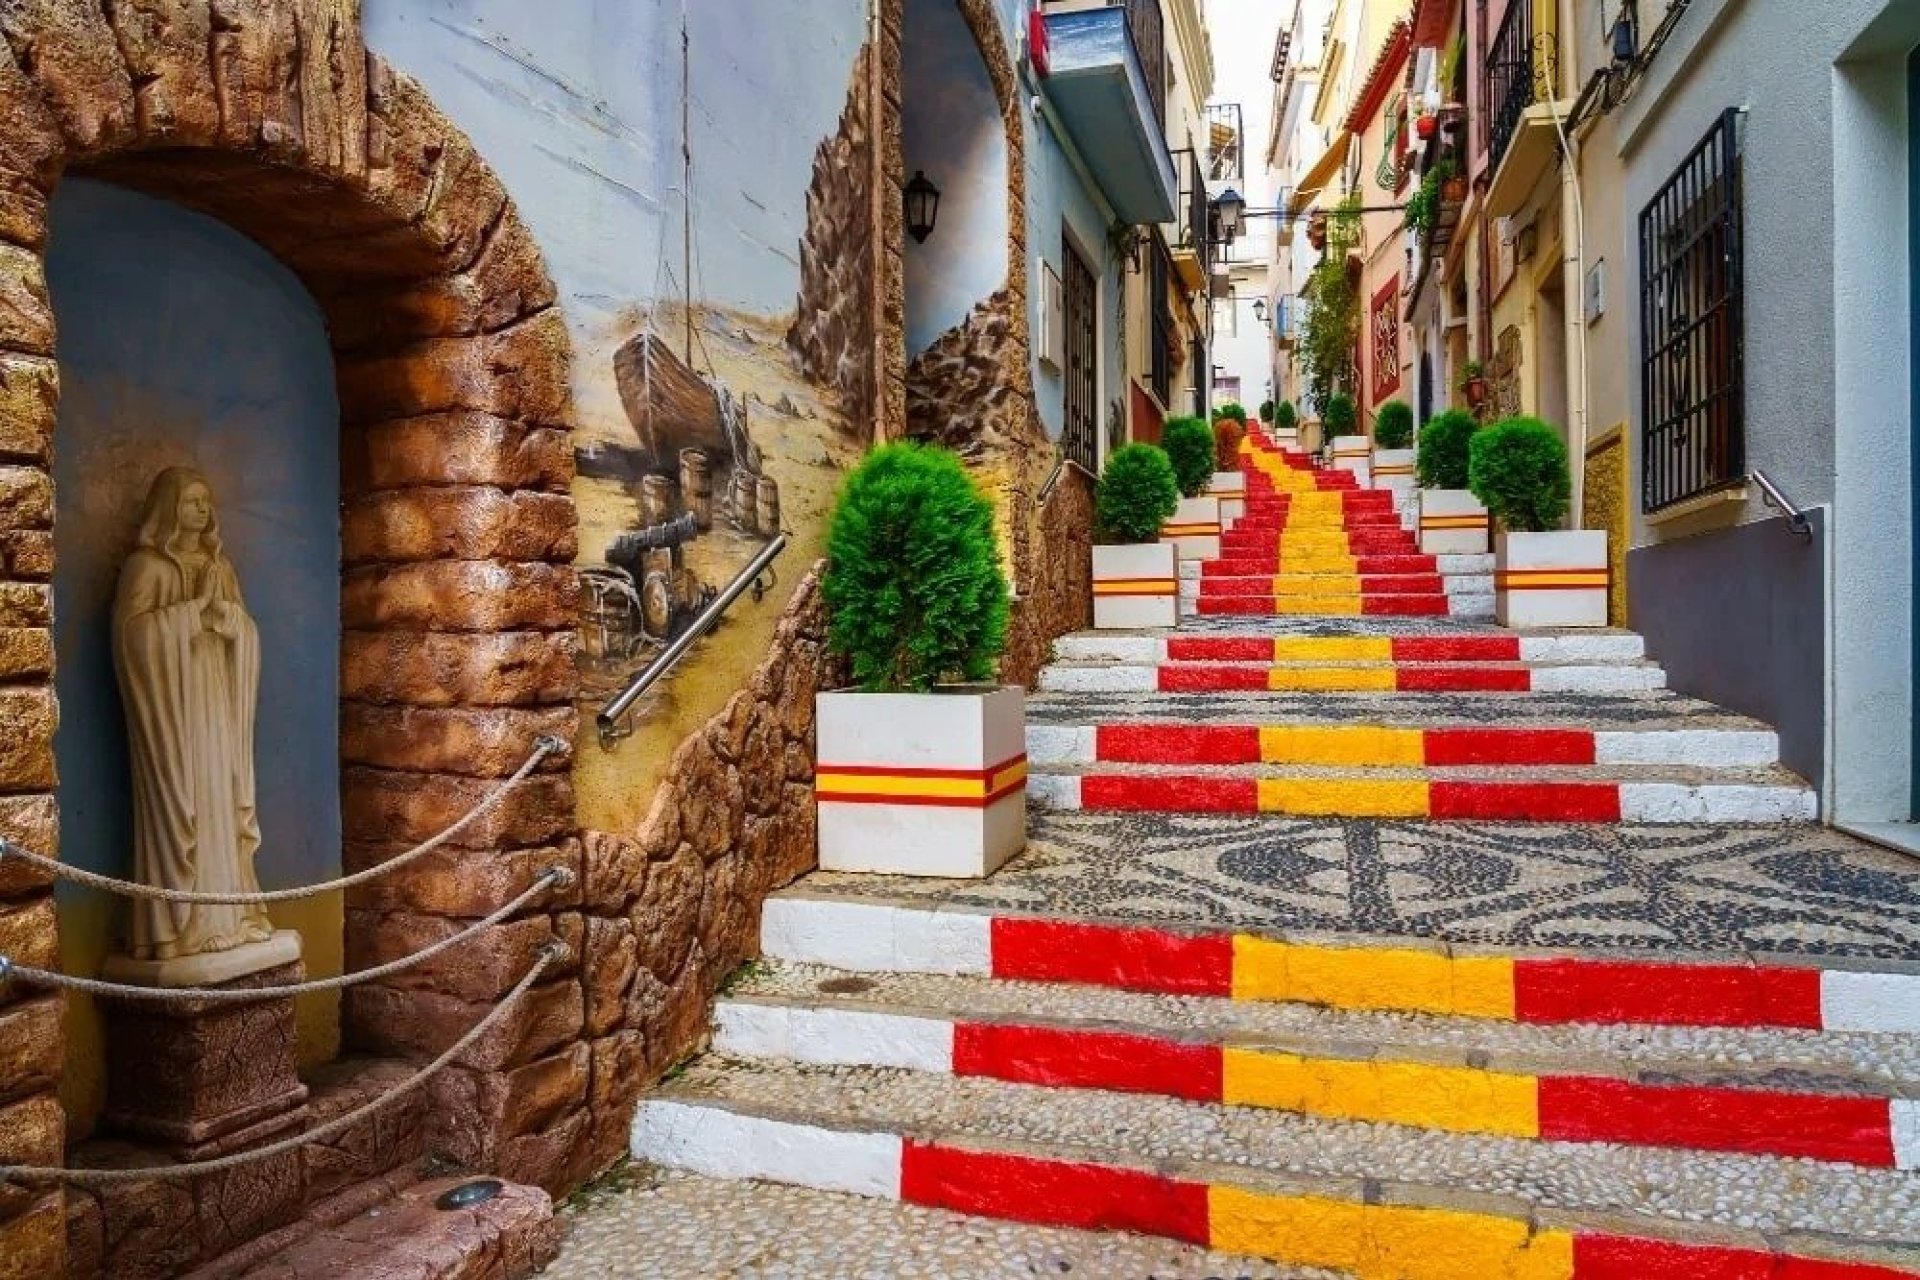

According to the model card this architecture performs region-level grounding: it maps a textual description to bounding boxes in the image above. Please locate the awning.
[1286,131,1352,216]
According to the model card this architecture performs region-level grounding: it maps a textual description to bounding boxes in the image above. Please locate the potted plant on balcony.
[1414,408,1489,554]
[1324,392,1368,482]
[1092,442,1181,630]
[816,441,1022,877]
[1469,417,1606,627]
[1160,415,1224,561]
[1459,359,1489,411]
[1438,155,1469,204]
[1371,399,1417,516]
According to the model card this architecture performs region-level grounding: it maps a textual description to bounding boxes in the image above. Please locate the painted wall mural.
[360,1,880,834]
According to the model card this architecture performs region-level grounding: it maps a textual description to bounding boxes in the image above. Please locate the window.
[1639,109,1745,513]
[1214,297,1238,338]
[1214,375,1242,405]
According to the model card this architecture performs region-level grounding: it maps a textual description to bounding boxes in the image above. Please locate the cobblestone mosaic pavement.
[1024,689,1755,728]
[543,1164,1324,1278]
[662,1060,1920,1246]
[799,811,1920,961]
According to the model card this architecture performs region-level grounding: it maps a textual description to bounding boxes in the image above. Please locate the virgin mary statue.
[112,467,275,962]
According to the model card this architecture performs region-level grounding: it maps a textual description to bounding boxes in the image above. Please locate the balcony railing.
[1171,147,1215,275]
[1485,1,1535,170]
[1124,0,1167,129]
[1205,102,1244,183]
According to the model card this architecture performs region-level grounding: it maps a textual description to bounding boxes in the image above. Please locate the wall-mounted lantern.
[905,171,941,244]
[1211,187,1246,244]
[1610,1,1639,68]
[1252,298,1268,324]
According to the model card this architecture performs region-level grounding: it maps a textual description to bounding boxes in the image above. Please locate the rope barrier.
[0,866,571,1005]
[0,940,566,1186]
[0,735,564,905]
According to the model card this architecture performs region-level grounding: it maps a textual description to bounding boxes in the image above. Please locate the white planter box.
[1207,471,1246,530]
[1418,489,1491,554]
[1371,447,1416,494]
[1496,530,1610,628]
[1331,435,1371,486]
[816,686,1027,878]
[1271,428,1301,450]
[1091,542,1178,629]
[1159,495,1222,563]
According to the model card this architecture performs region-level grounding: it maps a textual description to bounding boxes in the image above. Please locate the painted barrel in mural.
[755,474,782,537]
[728,468,759,530]
[1091,543,1179,629]
[640,473,676,525]
[1418,489,1492,554]
[1209,471,1246,531]
[1330,435,1372,486]
[815,686,1027,878]
[1159,495,1223,563]
[1496,530,1610,628]
[680,448,712,530]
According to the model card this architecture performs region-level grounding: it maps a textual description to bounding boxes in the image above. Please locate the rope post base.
[97,958,311,1162]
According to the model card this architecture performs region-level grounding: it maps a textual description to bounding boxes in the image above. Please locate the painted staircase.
[626,429,1918,1277]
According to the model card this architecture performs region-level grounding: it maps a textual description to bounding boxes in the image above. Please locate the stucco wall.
[45,178,346,1132]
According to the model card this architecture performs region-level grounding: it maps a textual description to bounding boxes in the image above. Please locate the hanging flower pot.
[1464,376,1489,408]
[1442,173,1469,203]
[1415,114,1438,140]
[1306,211,1328,251]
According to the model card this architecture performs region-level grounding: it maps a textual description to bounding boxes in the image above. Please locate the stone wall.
[571,567,843,1141]
[0,3,580,1273]
[789,41,879,437]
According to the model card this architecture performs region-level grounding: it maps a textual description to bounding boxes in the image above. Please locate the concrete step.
[1038,660,1667,695]
[713,963,1917,1169]
[1052,632,1649,665]
[1196,593,1457,617]
[758,893,1920,1036]
[1198,573,1459,597]
[1028,760,1817,824]
[632,1060,1920,1278]
[1199,554,1493,576]
[1026,721,1781,769]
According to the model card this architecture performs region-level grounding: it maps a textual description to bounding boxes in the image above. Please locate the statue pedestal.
[98,932,310,1160]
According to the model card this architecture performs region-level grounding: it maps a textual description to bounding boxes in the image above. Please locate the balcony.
[1482,0,1568,219]
[1167,148,1213,293]
[1042,2,1178,224]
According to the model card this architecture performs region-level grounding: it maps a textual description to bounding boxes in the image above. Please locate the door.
[1063,234,1098,470]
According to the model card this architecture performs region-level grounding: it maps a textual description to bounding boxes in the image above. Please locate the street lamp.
[904,170,941,244]
[1252,298,1267,324]
[1212,188,1247,241]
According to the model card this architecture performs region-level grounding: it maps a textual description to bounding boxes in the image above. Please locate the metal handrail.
[1749,469,1812,542]
[1037,452,1099,507]
[597,534,789,748]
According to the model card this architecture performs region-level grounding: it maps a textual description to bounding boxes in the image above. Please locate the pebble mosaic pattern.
[545,1165,1324,1278]
[730,962,1920,1094]
[660,1059,1920,1247]
[802,812,1920,961]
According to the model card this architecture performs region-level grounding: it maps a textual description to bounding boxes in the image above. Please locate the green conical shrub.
[1374,400,1415,450]
[1416,409,1479,489]
[823,442,1009,692]
[1161,416,1217,498]
[1095,443,1180,544]
[1323,393,1357,436]
[1468,417,1572,533]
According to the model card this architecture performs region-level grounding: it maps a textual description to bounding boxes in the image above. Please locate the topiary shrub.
[1273,400,1298,430]
[1211,402,1249,426]
[1095,443,1180,544]
[1468,417,1571,533]
[823,441,1009,692]
[1323,393,1357,437]
[1213,415,1246,471]
[1416,409,1479,489]
[1259,399,1276,424]
[1373,400,1414,450]
[1161,416,1217,498]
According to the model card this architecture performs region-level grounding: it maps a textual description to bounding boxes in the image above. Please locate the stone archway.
[0,4,578,1272]
[881,0,1091,681]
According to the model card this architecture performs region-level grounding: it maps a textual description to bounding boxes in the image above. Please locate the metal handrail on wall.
[597,534,789,748]
[1750,469,1813,542]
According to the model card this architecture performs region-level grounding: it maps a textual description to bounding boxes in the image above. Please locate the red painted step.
[1164,635,1523,661]
[1202,554,1439,576]
[1155,662,1534,692]
[1195,594,1453,616]
[1198,574,1446,598]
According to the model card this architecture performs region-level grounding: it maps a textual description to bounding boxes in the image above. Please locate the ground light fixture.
[904,170,941,244]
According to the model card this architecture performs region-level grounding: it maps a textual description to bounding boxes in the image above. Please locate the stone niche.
[0,3,584,1275]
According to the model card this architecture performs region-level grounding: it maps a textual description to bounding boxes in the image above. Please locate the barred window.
[1639,109,1745,513]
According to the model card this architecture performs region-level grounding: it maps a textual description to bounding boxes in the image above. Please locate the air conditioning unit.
[1037,260,1065,371]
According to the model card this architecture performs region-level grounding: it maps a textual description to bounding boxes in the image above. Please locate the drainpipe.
[1548,0,1590,529]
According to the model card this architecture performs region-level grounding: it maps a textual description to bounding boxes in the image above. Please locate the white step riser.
[1048,634,1648,665]
[1023,728,1780,769]
[1037,665,1668,695]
